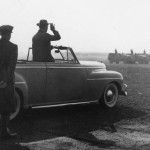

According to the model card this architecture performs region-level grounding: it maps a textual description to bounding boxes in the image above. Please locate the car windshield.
[18,46,79,64]
[51,46,78,63]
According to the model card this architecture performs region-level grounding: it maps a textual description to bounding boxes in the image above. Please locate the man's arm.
[5,45,18,83]
[49,23,61,41]
[50,30,61,41]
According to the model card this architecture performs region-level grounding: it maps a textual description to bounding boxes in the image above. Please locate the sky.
[0,0,150,58]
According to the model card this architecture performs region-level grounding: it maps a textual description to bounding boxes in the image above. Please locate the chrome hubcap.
[104,84,118,107]
[106,89,115,103]
[107,90,113,97]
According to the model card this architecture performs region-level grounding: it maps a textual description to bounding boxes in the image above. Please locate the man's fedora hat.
[37,20,50,27]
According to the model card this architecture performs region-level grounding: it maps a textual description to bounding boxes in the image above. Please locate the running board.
[31,100,98,109]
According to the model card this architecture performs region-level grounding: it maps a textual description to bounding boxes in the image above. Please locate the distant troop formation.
[108,49,150,64]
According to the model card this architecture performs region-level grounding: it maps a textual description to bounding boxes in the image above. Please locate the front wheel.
[100,83,118,108]
[10,91,22,120]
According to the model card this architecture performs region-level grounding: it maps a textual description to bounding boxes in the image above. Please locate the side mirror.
[55,50,60,53]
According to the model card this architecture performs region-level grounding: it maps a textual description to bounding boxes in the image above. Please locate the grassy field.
[1,63,150,150]
[107,64,150,112]
[76,52,108,63]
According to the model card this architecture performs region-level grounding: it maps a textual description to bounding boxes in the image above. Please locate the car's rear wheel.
[10,90,22,120]
[100,83,118,108]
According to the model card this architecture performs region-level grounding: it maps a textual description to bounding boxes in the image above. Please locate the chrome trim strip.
[16,66,104,69]
[46,67,104,69]
[32,100,98,109]
[15,82,26,84]
[16,67,46,69]
[87,78,122,80]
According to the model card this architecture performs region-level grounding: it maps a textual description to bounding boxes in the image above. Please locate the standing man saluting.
[32,19,61,62]
[0,25,18,141]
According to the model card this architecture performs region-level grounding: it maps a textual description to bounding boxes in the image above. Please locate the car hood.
[79,60,106,68]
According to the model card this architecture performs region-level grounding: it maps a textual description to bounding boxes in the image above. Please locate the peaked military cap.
[0,25,13,35]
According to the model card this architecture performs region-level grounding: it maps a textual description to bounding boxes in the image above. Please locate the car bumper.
[120,84,127,96]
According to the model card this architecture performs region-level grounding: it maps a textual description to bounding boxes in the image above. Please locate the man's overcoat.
[32,29,61,62]
[0,38,18,114]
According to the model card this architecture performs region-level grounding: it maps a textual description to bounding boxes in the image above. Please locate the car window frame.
[25,46,80,64]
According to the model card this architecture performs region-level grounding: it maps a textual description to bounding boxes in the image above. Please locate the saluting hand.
[50,23,55,31]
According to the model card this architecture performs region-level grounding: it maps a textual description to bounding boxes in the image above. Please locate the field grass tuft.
[107,64,150,112]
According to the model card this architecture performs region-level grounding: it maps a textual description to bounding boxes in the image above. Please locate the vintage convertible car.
[12,46,127,120]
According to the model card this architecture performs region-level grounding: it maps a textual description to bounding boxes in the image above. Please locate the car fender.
[88,69,123,80]
[15,72,29,109]
[85,68,123,100]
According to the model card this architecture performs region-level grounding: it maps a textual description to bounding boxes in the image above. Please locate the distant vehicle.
[108,53,124,64]
[134,54,150,64]
[12,46,127,120]
[108,50,150,64]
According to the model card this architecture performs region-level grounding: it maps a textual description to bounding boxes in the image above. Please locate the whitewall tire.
[101,83,119,108]
[10,91,22,120]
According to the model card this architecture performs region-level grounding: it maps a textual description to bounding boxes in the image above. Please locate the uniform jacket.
[32,29,61,62]
[0,38,18,113]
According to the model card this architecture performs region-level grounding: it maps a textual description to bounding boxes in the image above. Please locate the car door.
[16,62,47,105]
[45,62,85,104]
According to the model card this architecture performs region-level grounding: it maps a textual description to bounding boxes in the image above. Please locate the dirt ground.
[1,63,150,150]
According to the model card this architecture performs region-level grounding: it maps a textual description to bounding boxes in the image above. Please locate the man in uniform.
[0,25,18,140]
[32,19,61,62]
